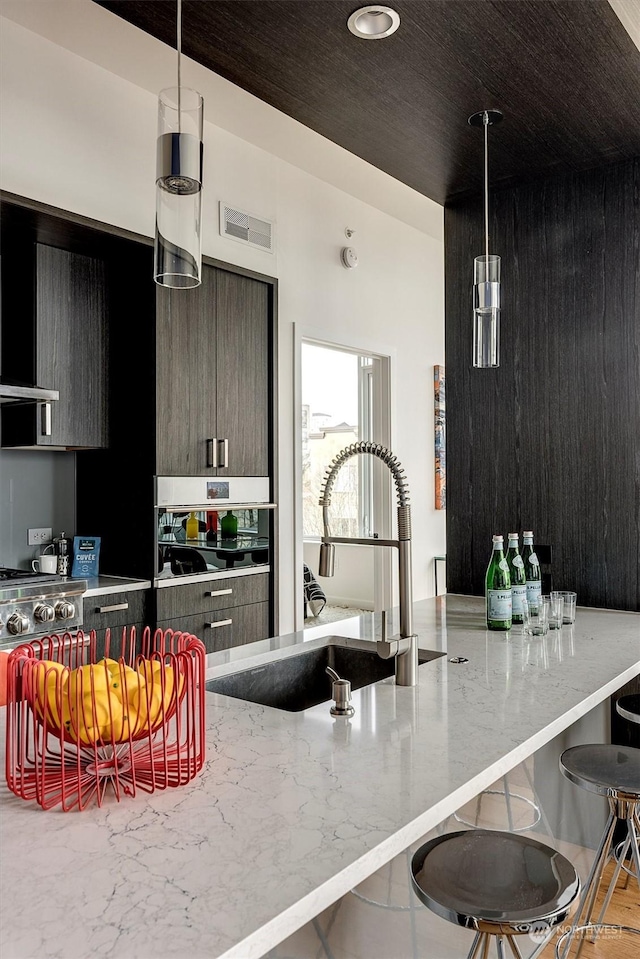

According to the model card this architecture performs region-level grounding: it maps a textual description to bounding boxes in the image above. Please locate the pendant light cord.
[177,0,182,132]
[483,110,489,265]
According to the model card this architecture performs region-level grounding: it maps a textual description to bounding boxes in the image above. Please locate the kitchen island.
[1,595,639,959]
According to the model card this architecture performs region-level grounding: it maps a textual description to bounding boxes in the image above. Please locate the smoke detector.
[341,247,359,269]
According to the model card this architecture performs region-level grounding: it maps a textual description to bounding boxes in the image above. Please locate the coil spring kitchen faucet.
[318,442,418,686]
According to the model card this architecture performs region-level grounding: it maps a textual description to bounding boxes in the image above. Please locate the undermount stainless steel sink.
[205,638,444,712]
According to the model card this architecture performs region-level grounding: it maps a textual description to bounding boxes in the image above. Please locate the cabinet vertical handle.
[207,437,218,468]
[218,438,229,468]
[40,402,52,437]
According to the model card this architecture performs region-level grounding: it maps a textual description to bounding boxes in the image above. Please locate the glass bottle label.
[488,590,512,620]
[498,559,509,573]
[528,552,539,567]
[526,581,542,604]
[512,556,524,568]
[511,584,527,615]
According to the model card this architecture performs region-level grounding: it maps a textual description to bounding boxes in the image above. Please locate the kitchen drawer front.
[82,589,149,632]
[155,573,269,621]
[157,601,270,654]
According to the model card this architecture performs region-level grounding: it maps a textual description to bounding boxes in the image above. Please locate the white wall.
[0,8,445,634]
[303,542,376,610]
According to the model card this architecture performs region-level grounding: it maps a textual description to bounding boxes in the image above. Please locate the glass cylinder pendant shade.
[154,87,204,289]
[473,254,501,368]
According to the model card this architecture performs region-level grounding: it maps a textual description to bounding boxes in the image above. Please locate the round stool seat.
[617,694,640,726]
[411,829,579,934]
[559,744,640,799]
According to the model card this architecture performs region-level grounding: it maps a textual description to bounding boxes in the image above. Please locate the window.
[301,343,377,539]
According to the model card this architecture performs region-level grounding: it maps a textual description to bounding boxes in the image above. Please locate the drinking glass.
[548,593,564,630]
[554,590,577,624]
[524,597,549,636]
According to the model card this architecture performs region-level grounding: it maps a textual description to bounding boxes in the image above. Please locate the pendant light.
[154,0,204,289]
[468,110,503,368]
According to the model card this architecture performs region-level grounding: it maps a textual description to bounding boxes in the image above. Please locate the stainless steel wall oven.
[155,476,275,586]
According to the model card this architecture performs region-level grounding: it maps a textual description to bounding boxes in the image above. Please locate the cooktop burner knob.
[7,611,29,635]
[34,603,56,623]
[55,601,76,621]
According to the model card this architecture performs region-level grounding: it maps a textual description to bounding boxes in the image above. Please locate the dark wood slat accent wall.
[445,158,640,611]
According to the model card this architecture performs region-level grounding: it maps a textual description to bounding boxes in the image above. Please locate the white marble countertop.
[1,595,639,959]
[72,575,152,597]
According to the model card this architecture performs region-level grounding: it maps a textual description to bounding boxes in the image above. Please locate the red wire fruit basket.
[5,625,206,811]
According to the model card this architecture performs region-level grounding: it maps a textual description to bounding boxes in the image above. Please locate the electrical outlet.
[28,527,52,546]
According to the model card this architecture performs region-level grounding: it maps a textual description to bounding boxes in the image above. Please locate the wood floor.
[540,859,640,958]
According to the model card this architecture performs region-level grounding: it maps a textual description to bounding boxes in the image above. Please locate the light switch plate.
[28,527,52,545]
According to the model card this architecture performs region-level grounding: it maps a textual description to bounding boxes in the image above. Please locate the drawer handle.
[96,602,129,613]
[205,618,233,629]
[205,588,233,597]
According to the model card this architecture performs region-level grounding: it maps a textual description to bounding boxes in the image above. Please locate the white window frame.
[293,325,394,630]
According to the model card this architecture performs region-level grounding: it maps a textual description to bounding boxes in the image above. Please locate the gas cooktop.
[0,570,87,644]
[0,567,62,585]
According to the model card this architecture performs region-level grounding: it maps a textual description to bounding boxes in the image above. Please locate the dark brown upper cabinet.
[1,237,108,451]
[155,262,270,476]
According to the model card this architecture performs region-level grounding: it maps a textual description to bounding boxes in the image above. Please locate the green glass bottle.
[506,532,527,624]
[220,510,238,540]
[522,530,542,607]
[485,534,512,630]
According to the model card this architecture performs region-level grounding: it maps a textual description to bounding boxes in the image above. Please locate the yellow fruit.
[139,660,185,724]
[103,695,131,742]
[102,660,144,703]
[65,691,112,745]
[63,684,137,744]
[129,682,163,731]
[33,660,68,728]
[67,663,109,703]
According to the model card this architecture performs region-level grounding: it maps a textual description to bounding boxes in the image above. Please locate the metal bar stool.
[558,743,640,958]
[614,695,640,884]
[453,769,543,834]
[617,693,640,728]
[410,829,580,958]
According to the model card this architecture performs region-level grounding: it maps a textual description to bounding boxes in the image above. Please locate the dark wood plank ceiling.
[94,0,640,204]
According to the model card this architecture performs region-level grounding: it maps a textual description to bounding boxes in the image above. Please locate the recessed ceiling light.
[347,6,401,40]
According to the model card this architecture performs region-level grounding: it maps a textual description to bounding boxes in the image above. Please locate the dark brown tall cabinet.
[1,213,109,450]
[149,262,276,649]
[156,265,269,477]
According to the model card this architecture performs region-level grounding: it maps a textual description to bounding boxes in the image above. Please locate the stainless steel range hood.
[0,383,59,404]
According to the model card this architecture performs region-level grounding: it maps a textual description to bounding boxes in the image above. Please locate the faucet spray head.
[319,541,335,577]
